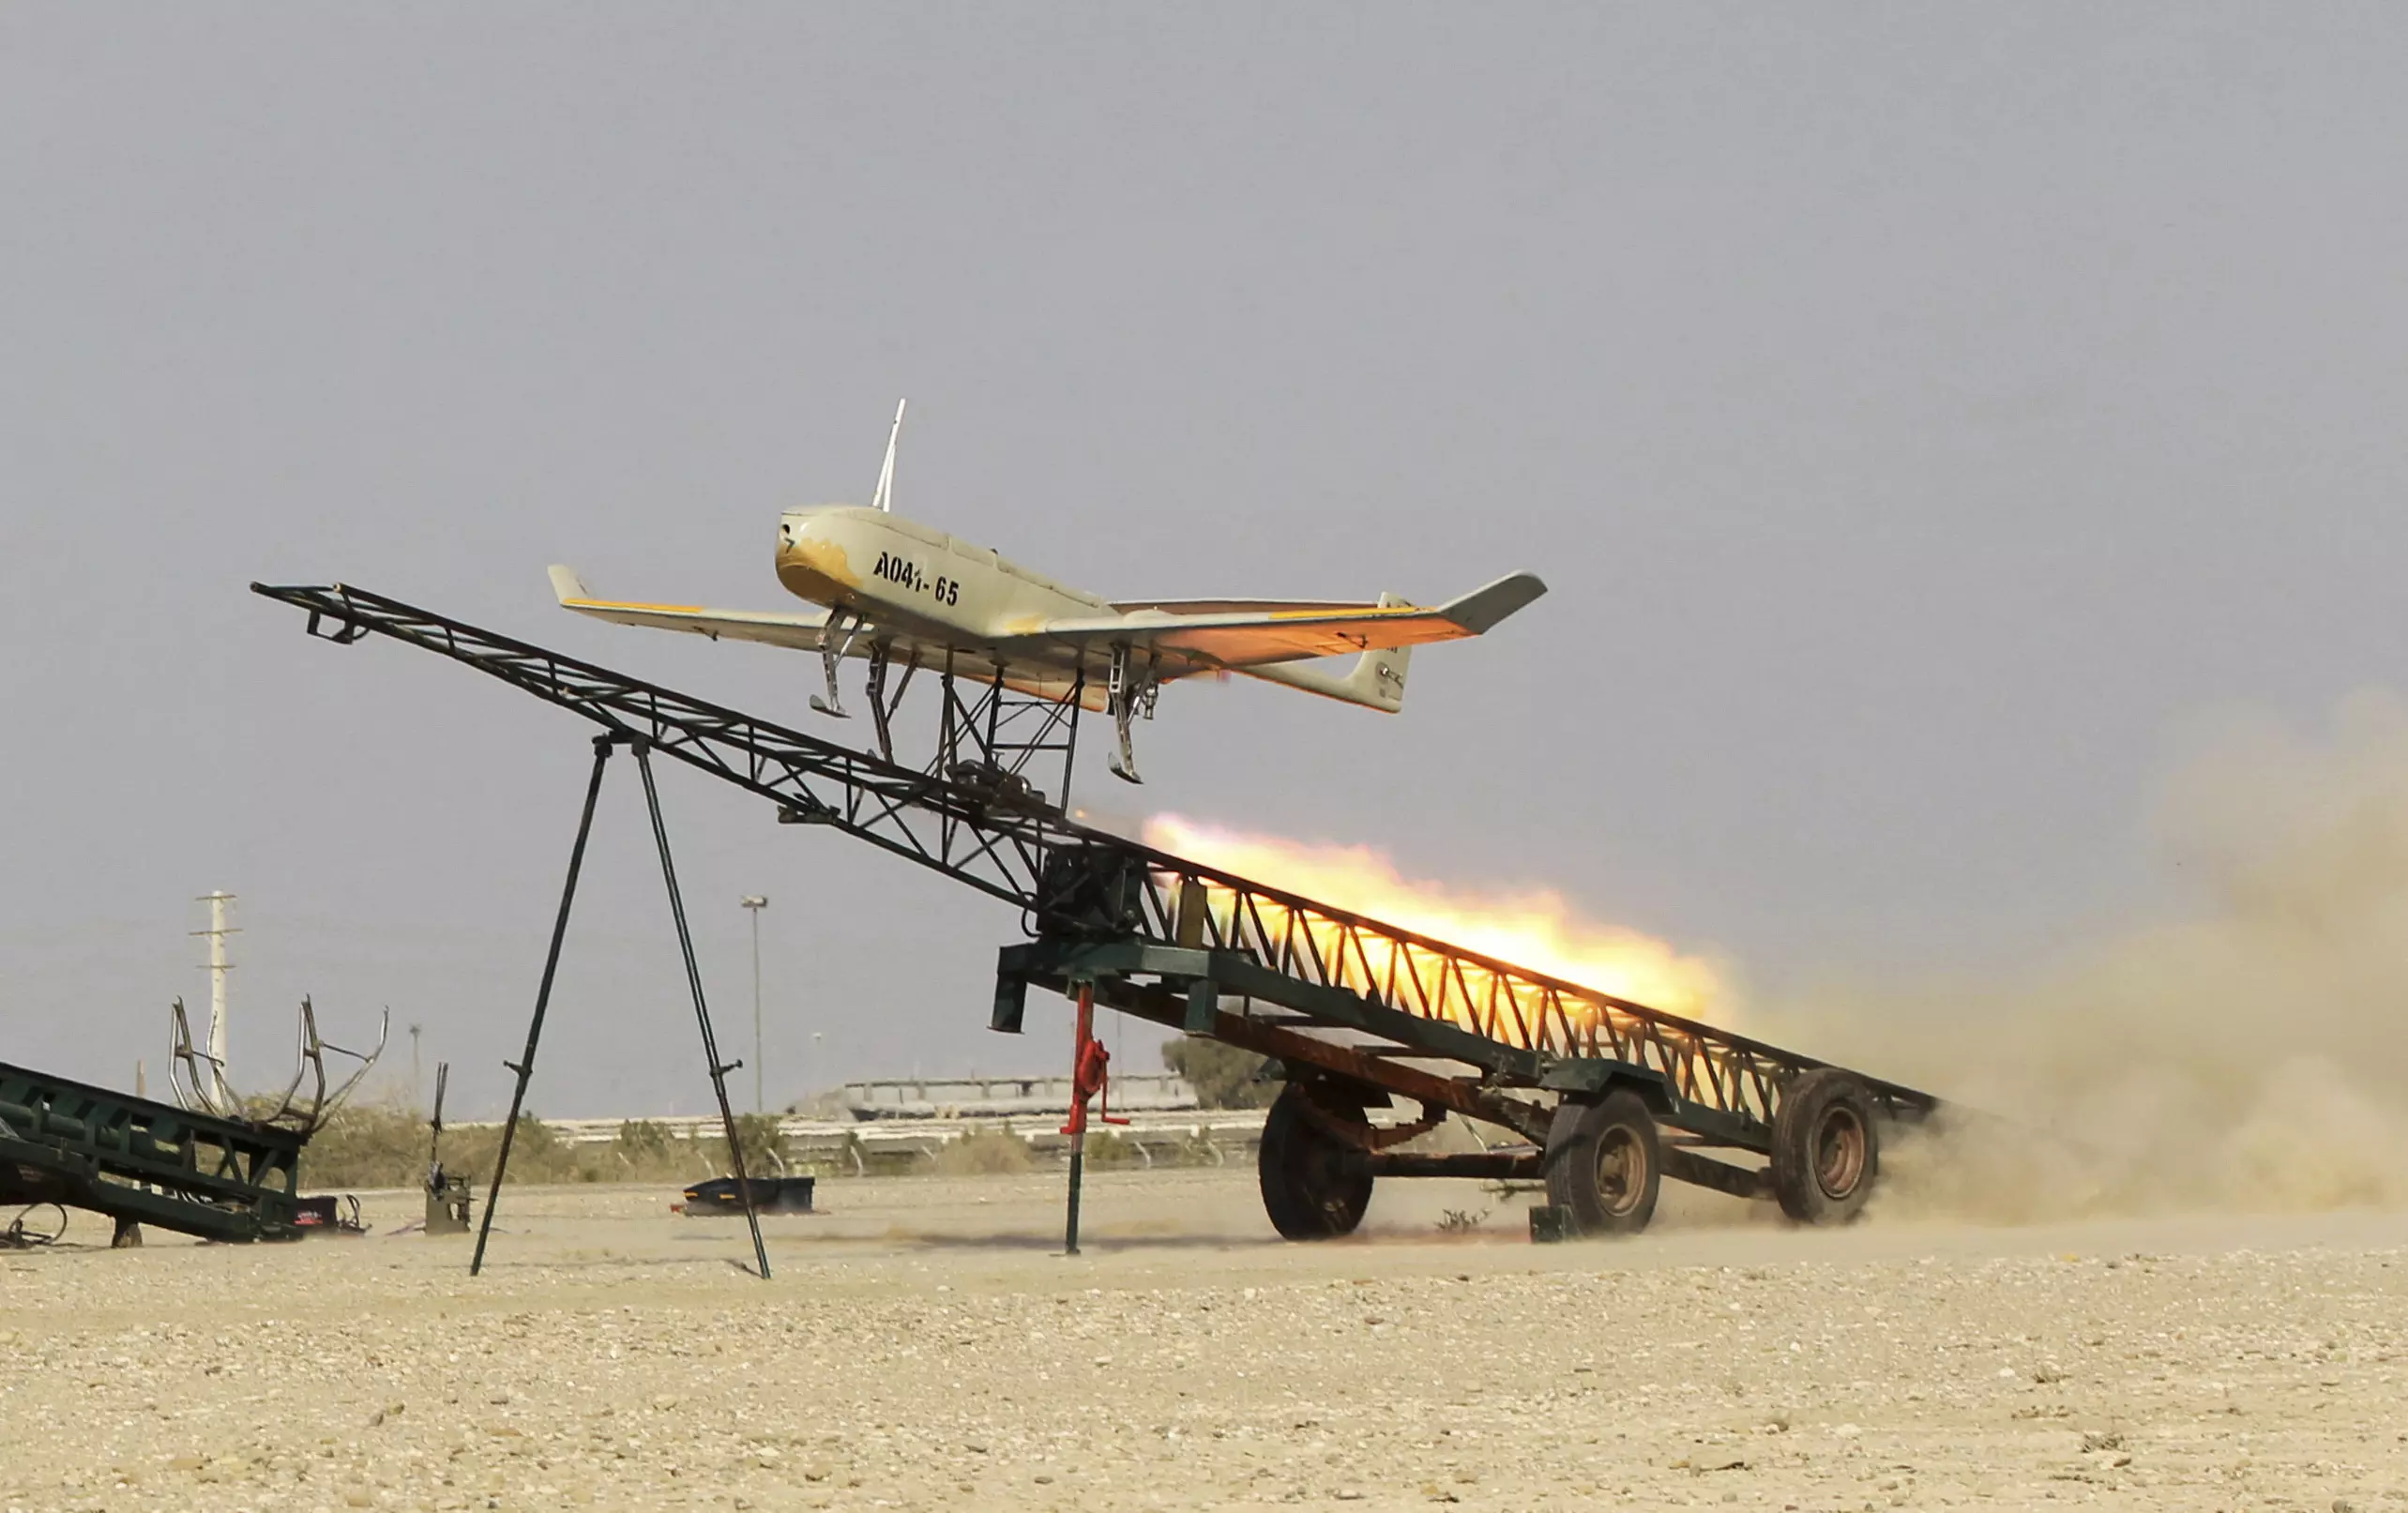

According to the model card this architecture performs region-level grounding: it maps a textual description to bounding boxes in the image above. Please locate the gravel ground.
[3,1169,2404,1511]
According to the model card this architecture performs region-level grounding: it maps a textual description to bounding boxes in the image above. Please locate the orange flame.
[1144,814,1727,1029]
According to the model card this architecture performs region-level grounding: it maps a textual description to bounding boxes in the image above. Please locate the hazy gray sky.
[5,6,2403,1117]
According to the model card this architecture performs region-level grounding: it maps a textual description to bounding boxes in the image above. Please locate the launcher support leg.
[1060,980,1107,1256]
[473,734,613,1278]
[635,743,773,1281]
[1057,670,1084,806]
[1063,1141,1084,1256]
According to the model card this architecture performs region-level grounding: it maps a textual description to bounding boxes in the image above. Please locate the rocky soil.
[3,1170,2404,1511]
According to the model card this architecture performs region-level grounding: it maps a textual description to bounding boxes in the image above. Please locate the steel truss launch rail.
[252,583,1938,1160]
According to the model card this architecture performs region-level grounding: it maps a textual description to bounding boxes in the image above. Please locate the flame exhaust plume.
[1143,814,1728,1039]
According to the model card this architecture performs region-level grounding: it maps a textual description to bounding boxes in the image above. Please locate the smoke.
[1782,688,2408,1221]
[1131,692,2408,1224]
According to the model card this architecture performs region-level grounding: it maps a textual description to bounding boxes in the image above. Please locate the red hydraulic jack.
[1059,980,1127,1257]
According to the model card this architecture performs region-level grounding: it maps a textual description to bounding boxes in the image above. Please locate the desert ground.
[3,1169,2404,1513]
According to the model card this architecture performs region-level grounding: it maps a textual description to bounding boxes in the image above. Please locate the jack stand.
[471,734,771,1279]
[1057,980,1127,1256]
[424,1061,472,1235]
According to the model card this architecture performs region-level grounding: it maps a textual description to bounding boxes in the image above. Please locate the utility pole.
[741,896,768,1113]
[190,892,238,1109]
[409,1022,423,1111]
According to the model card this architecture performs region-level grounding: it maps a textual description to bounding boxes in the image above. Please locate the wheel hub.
[1812,1106,1866,1199]
[1593,1127,1645,1216]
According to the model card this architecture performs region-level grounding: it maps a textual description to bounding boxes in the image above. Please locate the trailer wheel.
[1543,1089,1660,1236]
[1257,1084,1373,1240]
[1770,1067,1879,1224]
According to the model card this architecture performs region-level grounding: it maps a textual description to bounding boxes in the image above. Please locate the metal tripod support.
[470,734,771,1280]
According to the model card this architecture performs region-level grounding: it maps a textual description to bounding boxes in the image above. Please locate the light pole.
[741,896,768,1112]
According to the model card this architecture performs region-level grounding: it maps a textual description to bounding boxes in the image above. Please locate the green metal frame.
[0,1060,308,1243]
[992,933,1826,1201]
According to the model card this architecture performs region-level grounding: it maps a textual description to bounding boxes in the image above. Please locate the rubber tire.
[1257,1083,1373,1240]
[1770,1067,1881,1224]
[1543,1088,1662,1237]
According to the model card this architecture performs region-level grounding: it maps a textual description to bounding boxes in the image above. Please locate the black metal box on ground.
[424,1172,472,1235]
[680,1175,815,1216]
[1528,1204,1572,1244]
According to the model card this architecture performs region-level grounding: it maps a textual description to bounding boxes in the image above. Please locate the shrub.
[1161,1036,1274,1109]
[442,1113,576,1184]
[930,1128,1035,1175]
[1080,1129,1146,1169]
[611,1119,685,1177]
[711,1112,791,1176]
[298,1098,427,1188]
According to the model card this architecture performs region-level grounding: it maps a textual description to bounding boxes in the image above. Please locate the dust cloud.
[1119,691,2408,1226]
[1775,689,2408,1223]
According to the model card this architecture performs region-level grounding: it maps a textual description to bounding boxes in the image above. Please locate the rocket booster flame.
[1143,814,1728,1030]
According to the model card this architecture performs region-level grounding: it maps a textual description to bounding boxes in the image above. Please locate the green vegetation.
[1161,1035,1275,1109]
[930,1128,1035,1175]
[298,1095,1252,1190]
[610,1118,679,1170]
[712,1112,792,1175]
[300,1100,699,1188]
[1079,1129,1146,1169]
[438,1112,613,1185]
[297,1098,428,1188]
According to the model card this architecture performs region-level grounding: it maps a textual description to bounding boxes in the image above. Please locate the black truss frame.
[930,655,1085,808]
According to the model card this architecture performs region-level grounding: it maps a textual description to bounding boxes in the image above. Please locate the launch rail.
[254,581,1940,1241]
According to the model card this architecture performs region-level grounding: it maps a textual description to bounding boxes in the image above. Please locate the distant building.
[837,1072,1199,1121]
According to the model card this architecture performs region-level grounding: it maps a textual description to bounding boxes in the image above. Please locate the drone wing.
[1017,571,1547,669]
[548,566,831,650]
